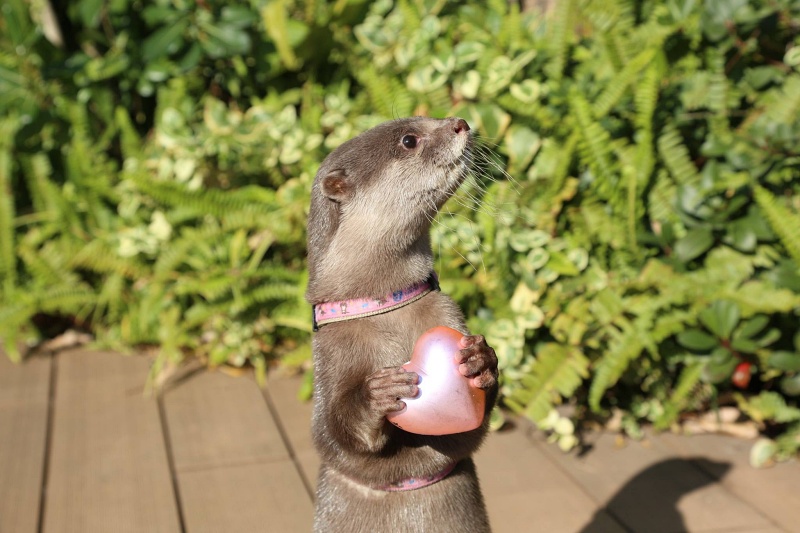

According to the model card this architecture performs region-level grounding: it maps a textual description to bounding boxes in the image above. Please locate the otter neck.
[307,233,434,304]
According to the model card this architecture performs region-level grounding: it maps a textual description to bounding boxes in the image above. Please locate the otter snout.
[452,118,470,135]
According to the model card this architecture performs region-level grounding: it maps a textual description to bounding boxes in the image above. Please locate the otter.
[306,117,498,532]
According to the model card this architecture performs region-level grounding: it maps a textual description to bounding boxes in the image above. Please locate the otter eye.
[401,135,418,149]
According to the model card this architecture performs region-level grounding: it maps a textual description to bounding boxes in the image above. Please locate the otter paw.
[456,335,498,390]
[365,367,420,414]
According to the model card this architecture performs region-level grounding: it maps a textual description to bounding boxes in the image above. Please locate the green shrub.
[2,0,799,465]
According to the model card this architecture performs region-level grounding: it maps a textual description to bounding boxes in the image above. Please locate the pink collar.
[377,461,458,492]
[312,273,439,331]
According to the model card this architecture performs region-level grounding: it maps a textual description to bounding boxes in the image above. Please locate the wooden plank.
[163,370,288,471]
[178,461,313,533]
[475,427,625,533]
[42,350,182,533]
[163,370,313,532]
[657,432,797,532]
[0,353,51,533]
[536,431,774,533]
[264,372,319,492]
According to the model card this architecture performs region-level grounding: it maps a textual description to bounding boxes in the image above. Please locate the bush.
[2,0,799,465]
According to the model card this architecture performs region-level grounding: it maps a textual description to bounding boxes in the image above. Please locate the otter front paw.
[365,367,420,415]
[457,335,498,390]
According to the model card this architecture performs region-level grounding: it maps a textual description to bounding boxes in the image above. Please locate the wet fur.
[306,117,497,532]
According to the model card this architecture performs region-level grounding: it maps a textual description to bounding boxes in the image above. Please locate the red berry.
[732,362,752,389]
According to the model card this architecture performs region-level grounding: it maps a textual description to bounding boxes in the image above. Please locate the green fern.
[765,74,800,124]
[134,178,278,219]
[544,0,574,81]
[753,185,800,267]
[594,47,657,118]
[589,322,646,412]
[657,125,700,188]
[355,65,414,118]
[0,119,17,294]
[70,240,148,279]
[654,362,704,429]
[570,90,616,185]
[230,282,300,313]
[505,343,589,422]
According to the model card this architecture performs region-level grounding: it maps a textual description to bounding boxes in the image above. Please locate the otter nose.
[453,118,470,134]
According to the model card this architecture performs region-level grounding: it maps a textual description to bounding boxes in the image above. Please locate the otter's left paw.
[456,335,498,390]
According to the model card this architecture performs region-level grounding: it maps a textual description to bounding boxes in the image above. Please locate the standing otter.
[306,117,498,532]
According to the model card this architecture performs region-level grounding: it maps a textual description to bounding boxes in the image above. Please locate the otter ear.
[321,169,353,202]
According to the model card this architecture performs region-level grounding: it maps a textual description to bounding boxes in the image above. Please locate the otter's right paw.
[365,367,419,415]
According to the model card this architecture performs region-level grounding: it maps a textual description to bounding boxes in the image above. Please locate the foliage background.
[2,0,800,465]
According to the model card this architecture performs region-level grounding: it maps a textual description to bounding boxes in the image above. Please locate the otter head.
[306,117,472,302]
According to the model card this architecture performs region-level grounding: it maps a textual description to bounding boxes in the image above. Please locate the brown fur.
[306,117,498,532]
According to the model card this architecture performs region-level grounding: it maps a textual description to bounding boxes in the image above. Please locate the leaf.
[465,103,512,144]
[768,351,800,372]
[504,125,541,172]
[736,315,769,339]
[202,23,252,58]
[509,229,549,252]
[701,347,737,384]
[262,0,301,69]
[738,391,800,424]
[142,20,188,62]
[750,438,778,468]
[547,250,580,276]
[699,300,740,340]
[677,329,718,351]
[673,227,714,262]
[780,374,800,396]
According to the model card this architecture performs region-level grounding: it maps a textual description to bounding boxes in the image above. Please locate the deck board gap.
[158,394,187,533]
[261,387,315,501]
[36,354,57,533]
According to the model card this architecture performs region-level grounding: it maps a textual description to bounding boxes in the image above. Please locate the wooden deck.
[2,348,798,533]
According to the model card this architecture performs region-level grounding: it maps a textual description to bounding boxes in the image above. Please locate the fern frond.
[230,282,300,313]
[497,2,522,49]
[707,52,728,115]
[96,272,125,323]
[594,47,656,118]
[0,122,16,292]
[70,239,148,279]
[657,125,700,188]
[544,0,574,81]
[765,74,800,124]
[753,185,800,267]
[570,90,616,186]
[396,0,422,34]
[134,177,278,219]
[634,58,661,133]
[545,132,579,200]
[589,323,645,411]
[174,272,237,301]
[20,153,57,215]
[654,362,704,430]
[355,65,414,118]
[505,343,589,422]
[17,243,76,286]
[647,170,680,225]
[37,284,98,314]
